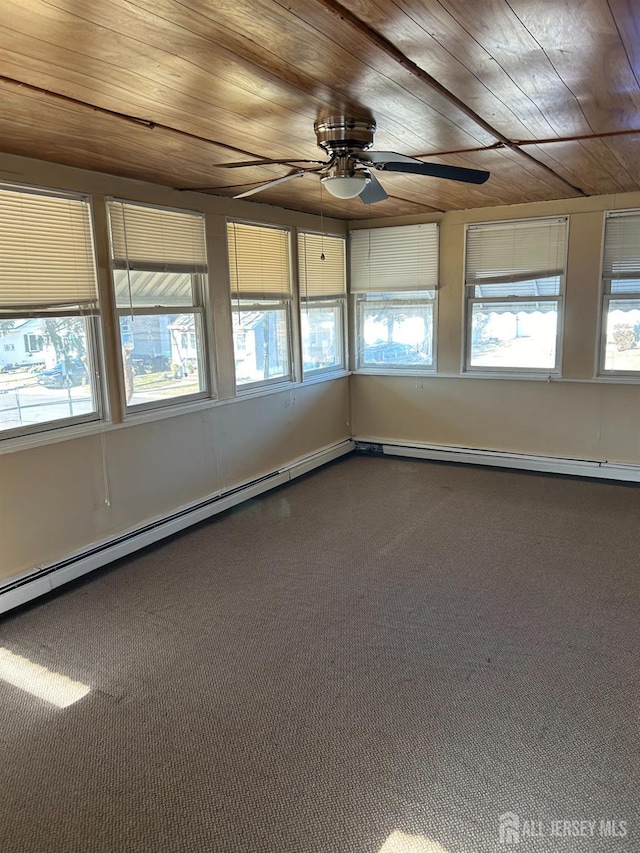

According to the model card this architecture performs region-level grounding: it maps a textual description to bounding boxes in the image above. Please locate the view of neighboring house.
[0,319,57,371]
[120,315,173,374]
[167,314,200,376]
[232,311,288,384]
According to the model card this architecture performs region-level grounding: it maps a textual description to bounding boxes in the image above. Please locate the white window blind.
[108,200,207,272]
[350,223,439,293]
[602,211,640,280]
[0,185,98,309]
[227,221,291,300]
[466,217,567,286]
[298,232,346,299]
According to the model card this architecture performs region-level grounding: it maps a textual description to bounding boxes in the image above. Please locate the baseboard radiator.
[0,439,356,616]
[356,438,640,483]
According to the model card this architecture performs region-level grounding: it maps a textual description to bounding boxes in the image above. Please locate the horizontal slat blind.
[466,217,567,286]
[298,232,346,299]
[108,200,207,272]
[350,223,438,293]
[602,210,640,280]
[227,222,291,300]
[0,185,98,309]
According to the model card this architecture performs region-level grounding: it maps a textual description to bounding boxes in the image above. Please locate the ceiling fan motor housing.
[314,118,376,156]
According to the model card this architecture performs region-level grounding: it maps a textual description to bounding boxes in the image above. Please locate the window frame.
[227,219,295,391]
[463,216,568,376]
[107,199,213,413]
[113,283,210,413]
[298,230,347,378]
[0,183,104,441]
[354,291,437,373]
[598,209,640,378]
[350,223,439,374]
[230,297,294,390]
[299,296,347,377]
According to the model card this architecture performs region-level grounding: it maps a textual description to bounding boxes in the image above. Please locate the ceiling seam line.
[314,0,587,196]
[318,126,640,161]
[0,74,265,162]
[516,127,640,146]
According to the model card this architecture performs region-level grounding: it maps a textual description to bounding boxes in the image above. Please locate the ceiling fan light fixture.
[321,172,371,199]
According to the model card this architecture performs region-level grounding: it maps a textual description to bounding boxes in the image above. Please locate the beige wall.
[0,379,350,579]
[351,375,640,463]
[350,193,640,464]
[0,154,350,583]
[5,152,640,587]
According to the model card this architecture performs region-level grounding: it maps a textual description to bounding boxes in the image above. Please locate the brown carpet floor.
[0,455,638,853]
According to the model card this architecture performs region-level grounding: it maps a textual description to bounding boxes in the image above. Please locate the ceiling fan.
[223,118,490,204]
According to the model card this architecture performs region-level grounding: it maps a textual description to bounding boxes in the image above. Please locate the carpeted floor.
[0,455,638,853]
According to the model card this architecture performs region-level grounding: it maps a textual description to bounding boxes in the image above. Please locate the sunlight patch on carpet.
[379,830,452,853]
[0,647,90,708]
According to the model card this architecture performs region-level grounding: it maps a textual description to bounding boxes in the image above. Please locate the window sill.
[461,369,559,381]
[233,370,350,402]
[354,370,640,386]
[354,367,436,377]
[354,370,559,381]
[115,395,218,428]
[235,377,295,396]
[302,367,349,382]
[0,417,108,456]
[595,372,640,383]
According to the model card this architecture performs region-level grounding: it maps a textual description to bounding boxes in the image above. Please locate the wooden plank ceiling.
[0,0,639,219]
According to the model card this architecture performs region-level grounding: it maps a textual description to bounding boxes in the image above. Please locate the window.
[227,221,293,387]
[0,184,101,438]
[298,232,346,375]
[351,224,438,370]
[600,210,640,374]
[107,200,210,408]
[465,217,567,372]
[24,334,44,353]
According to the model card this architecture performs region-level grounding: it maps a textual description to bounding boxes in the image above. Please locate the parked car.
[362,342,427,365]
[37,358,88,388]
[130,354,171,375]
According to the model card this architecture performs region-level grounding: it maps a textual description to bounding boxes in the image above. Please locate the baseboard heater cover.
[356,439,640,482]
[0,439,355,615]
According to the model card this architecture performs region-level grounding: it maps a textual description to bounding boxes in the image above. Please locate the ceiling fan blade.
[357,150,425,165]
[377,160,490,185]
[359,172,388,204]
[233,170,307,199]
[222,158,326,168]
